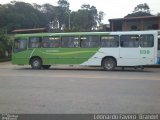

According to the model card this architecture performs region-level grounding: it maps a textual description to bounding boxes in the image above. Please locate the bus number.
[140,50,150,54]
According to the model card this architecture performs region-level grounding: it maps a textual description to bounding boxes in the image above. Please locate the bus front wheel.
[102,58,116,71]
[31,58,42,69]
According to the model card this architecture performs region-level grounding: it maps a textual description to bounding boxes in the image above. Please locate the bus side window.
[120,35,139,47]
[42,36,60,48]
[14,40,20,49]
[28,37,41,48]
[80,36,100,48]
[50,41,60,48]
[13,38,27,52]
[42,42,49,48]
[140,34,154,47]
[61,36,79,48]
[101,35,119,47]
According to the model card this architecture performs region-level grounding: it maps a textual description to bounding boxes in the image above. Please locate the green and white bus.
[12,31,158,70]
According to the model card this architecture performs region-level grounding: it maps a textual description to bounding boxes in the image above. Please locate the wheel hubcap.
[105,61,113,69]
[33,60,39,67]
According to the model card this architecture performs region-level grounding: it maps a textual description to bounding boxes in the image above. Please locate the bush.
[0,30,12,58]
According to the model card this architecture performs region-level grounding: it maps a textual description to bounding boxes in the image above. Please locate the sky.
[1,0,160,23]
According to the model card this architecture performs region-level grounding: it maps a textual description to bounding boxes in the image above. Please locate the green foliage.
[0,29,12,57]
[58,0,69,11]
[0,0,104,32]
[70,4,104,31]
[125,11,153,18]
[133,3,150,14]
[125,3,153,18]
[0,1,48,32]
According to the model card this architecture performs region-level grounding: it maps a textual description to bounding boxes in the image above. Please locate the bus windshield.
[13,38,27,53]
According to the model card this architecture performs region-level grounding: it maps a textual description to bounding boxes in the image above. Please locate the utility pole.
[67,10,71,30]
[69,11,71,30]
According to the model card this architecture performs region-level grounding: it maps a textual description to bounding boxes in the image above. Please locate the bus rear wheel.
[102,58,116,71]
[42,65,51,69]
[31,58,42,69]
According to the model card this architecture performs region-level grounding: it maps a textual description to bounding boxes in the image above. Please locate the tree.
[41,3,57,30]
[56,0,70,30]
[133,3,150,13]
[125,3,153,18]
[98,11,104,25]
[58,0,69,11]
[81,4,90,10]
[0,1,104,32]
[70,4,100,31]
[0,29,12,57]
[0,1,48,32]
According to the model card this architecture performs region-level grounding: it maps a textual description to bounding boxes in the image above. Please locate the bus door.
[119,35,142,66]
[12,37,28,65]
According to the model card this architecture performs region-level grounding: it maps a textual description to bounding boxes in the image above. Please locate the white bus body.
[81,30,158,67]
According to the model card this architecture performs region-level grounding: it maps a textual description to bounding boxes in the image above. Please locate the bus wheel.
[102,58,116,71]
[42,65,51,69]
[31,58,42,69]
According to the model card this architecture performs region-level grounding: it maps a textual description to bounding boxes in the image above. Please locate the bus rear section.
[117,33,157,67]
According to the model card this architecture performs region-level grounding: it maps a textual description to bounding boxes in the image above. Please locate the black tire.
[30,58,42,69]
[102,58,116,71]
[42,65,51,69]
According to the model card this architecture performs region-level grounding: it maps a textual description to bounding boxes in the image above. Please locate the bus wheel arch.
[30,56,42,69]
[101,56,117,71]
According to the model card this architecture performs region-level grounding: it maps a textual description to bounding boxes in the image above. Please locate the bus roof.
[14,30,158,38]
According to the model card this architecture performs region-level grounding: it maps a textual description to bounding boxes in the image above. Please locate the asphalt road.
[0,62,160,113]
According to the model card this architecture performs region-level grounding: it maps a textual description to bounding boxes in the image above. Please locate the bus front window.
[13,38,27,53]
